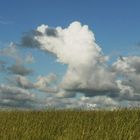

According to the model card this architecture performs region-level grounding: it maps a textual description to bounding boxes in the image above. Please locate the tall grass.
[0,109,139,140]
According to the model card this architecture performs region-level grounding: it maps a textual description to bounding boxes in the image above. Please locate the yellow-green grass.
[0,109,139,140]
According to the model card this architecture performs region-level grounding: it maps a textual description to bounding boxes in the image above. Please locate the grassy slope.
[0,109,139,140]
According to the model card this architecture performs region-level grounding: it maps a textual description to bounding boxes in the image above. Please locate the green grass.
[0,109,140,140]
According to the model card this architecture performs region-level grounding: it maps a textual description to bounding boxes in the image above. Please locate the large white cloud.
[27,21,118,97]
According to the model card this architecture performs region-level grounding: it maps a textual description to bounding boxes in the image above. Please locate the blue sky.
[0,0,140,52]
[0,0,140,109]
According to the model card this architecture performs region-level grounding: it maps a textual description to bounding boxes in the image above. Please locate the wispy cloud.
[0,16,13,25]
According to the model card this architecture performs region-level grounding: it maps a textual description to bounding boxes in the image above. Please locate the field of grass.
[0,109,139,140]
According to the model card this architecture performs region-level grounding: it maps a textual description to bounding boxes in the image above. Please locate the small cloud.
[0,84,35,109]
[0,42,18,58]
[7,62,33,76]
[11,75,34,89]
[34,73,58,93]
[25,53,35,64]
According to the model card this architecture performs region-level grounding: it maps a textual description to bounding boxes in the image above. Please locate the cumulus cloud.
[113,56,140,74]
[80,96,118,109]
[0,42,18,59]
[7,62,33,76]
[21,21,118,98]
[113,56,140,101]
[40,95,119,110]
[19,21,140,106]
[7,73,58,93]
[0,84,36,108]
[116,80,140,101]
[11,75,34,89]
[56,90,76,98]
[0,42,34,76]
[34,73,58,93]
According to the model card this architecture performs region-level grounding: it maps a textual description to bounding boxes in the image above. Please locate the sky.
[0,0,140,109]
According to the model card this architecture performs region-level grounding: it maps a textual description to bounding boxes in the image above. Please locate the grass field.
[0,109,139,140]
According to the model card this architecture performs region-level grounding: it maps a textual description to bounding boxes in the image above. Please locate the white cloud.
[34,73,58,93]
[113,56,140,101]
[7,62,33,76]
[39,95,119,110]
[0,84,36,108]
[0,42,18,59]
[13,75,34,89]
[8,73,58,93]
[0,42,34,76]
[31,21,118,97]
